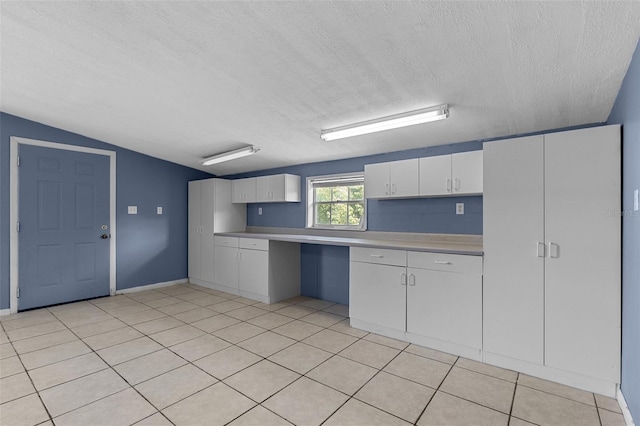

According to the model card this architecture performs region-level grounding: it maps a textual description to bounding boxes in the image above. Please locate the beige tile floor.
[0,283,626,426]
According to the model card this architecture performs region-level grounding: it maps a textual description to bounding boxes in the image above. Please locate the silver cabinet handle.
[446,178,452,192]
[408,274,416,286]
[454,178,460,191]
[548,242,559,258]
[400,273,407,286]
[385,183,389,195]
[434,260,452,265]
[537,242,545,258]
[370,254,384,258]
[391,183,396,194]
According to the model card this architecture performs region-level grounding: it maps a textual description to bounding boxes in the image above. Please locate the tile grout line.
[507,372,520,425]
[412,353,459,425]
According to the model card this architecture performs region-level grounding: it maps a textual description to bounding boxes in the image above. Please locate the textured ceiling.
[1,2,639,175]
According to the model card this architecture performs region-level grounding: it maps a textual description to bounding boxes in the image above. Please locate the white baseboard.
[0,308,11,316]
[617,387,636,426]
[116,279,188,294]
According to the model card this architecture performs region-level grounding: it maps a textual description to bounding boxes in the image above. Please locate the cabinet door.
[452,151,483,195]
[200,180,216,283]
[483,136,545,364]
[269,175,286,201]
[364,162,390,198]
[389,159,419,198]
[349,262,406,332]
[214,246,239,290]
[256,176,271,202]
[188,181,201,279]
[419,155,451,196]
[243,178,257,203]
[231,180,244,203]
[544,126,621,382]
[239,249,269,297]
[407,268,482,349]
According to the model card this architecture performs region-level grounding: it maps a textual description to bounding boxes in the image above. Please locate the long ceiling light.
[320,104,449,141]
[201,145,260,166]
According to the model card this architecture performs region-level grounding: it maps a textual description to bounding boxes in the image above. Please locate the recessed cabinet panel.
[232,178,256,203]
[451,151,483,195]
[236,174,300,203]
[483,135,545,364]
[418,155,451,196]
[350,261,406,332]
[214,245,239,290]
[364,159,419,199]
[543,126,621,382]
[238,249,269,296]
[407,268,482,349]
[364,163,390,199]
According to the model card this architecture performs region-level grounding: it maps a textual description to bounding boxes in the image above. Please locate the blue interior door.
[18,144,111,310]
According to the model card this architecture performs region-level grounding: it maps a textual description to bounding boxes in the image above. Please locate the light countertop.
[215,227,483,256]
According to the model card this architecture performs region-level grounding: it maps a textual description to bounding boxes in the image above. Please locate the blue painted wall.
[0,112,212,309]
[608,39,640,421]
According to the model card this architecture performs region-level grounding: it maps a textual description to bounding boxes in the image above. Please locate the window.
[306,173,366,230]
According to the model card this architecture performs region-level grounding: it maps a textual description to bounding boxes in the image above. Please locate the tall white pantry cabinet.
[483,125,621,396]
[188,179,246,287]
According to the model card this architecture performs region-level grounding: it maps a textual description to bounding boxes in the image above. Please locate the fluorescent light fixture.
[201,145,260,166]
[320,104,449,141]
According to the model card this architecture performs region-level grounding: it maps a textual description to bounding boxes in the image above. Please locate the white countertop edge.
[215,231,484,256]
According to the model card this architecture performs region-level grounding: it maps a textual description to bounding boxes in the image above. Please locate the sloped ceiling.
[1,1,639,175]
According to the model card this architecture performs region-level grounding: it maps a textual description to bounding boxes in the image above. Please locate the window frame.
[306,172,367,231]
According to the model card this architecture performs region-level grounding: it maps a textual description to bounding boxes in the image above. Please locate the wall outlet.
[456,203,464,215]
[258,207,263,216]
[127,206,137,215]
[157,207,163,215]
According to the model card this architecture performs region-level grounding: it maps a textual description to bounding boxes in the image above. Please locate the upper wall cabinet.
[232,177,257,203]
[363,151,483,199]
[232,173,301,203]
[419,151,483,197]
[365,159,419,199]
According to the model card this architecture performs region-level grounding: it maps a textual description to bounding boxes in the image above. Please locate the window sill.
[306,225,367,232]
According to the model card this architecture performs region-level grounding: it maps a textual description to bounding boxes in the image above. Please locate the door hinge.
[17,287,20,298]
[17,156,20,167]
[16,222,20,232]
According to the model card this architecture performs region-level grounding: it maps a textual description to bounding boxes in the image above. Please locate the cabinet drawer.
[350,247,407,267]
[239,238,269,251]
[214,236,239,248]
[408,251,482,275]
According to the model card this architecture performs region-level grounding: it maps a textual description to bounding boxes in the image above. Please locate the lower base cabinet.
[213,236,300,304]
[350,247,483,360]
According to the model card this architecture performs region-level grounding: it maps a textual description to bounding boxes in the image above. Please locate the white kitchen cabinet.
[419,151,483,197]
[406,252,483,358]
[483,135,545,365]
[213,236,300,303]
[349,261,407,334]
[350,247,483,359]
[364,159,419,199]
[232,177,257,203]
[483,125,621,395]
[188,179,246,287]
[256,174,301,203]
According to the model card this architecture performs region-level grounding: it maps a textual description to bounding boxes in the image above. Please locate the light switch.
[456,203,464,215]
[157,207,163,215]
[258,207,263,216]
[127,206,137,215]
[634,189,639,212]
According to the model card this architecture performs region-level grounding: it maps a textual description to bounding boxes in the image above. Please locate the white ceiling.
[1,2,639,175]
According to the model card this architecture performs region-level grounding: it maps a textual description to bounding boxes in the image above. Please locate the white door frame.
[9,136,117,313]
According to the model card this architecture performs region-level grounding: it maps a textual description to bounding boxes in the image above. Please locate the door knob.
[100,234,110,239]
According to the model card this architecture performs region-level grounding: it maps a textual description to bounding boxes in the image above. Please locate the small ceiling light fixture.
[320,104,449,141]
[201,145,260,166]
